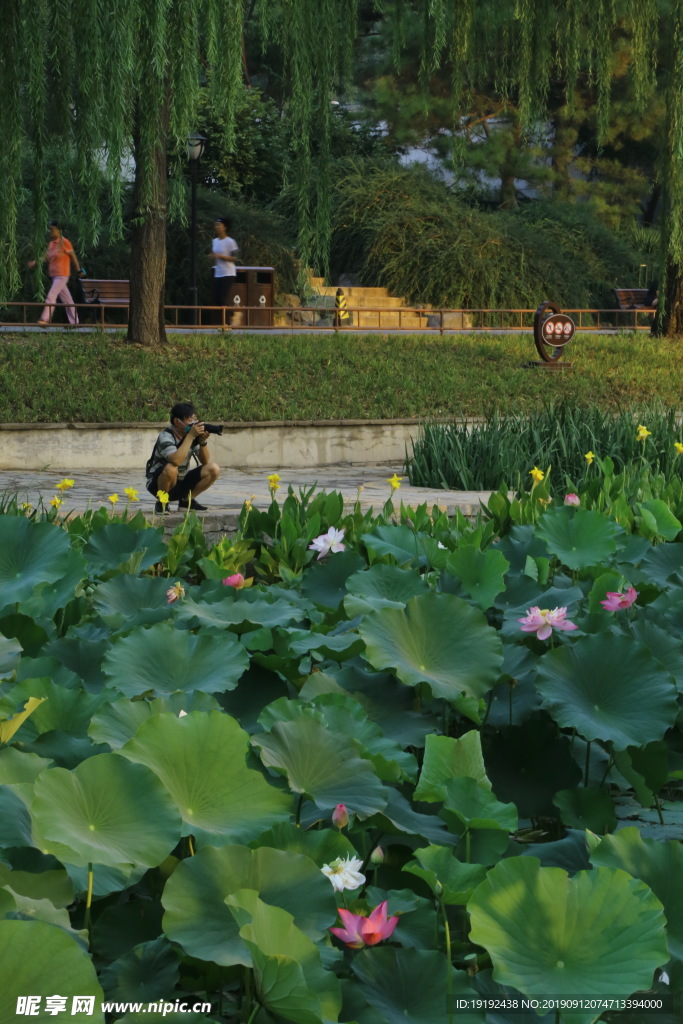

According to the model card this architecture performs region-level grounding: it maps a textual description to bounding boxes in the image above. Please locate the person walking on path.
[210,217,239,326]
[28,221,84,327]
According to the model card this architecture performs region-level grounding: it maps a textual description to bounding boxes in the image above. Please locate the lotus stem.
[295,793,304,826]
[654,794,665,826]
[84,863,94,947]
[584,741,591,787]
[245,1005,260,1024]
[440,900,454,1024]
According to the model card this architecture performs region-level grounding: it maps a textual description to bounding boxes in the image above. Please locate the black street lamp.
[187,133,206,319]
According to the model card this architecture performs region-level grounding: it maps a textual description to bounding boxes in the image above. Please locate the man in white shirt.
[210,218,239,326]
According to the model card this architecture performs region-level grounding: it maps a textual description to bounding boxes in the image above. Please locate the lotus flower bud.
[332,803,348,830]
[370,845,384,865]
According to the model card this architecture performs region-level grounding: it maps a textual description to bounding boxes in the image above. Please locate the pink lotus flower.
[564,493,580,506]
[330,901,399,949]
[166,582,185,603]
[223,573,246,588]
[309,526,346,560]
[332,803,349,829]
[518,606,578,641]
[601,587,638,611]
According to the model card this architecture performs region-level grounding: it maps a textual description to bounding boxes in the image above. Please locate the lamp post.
[187,133,206,320]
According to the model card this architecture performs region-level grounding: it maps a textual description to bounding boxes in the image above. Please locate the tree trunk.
[658,258,683,338]
[127,96,170,347]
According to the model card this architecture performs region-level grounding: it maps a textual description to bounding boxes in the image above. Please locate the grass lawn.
[1,330,682,422]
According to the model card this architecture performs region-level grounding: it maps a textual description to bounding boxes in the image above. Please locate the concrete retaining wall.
[0,419,422,471]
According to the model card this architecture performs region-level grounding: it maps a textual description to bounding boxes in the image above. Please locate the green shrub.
[408,402,683,491]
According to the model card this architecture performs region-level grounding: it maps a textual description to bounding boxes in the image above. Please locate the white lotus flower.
[309,526,346,560]
[320,854,365,892]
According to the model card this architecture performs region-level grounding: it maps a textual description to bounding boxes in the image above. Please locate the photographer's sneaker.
[178,497,208,512]
[154,500,171,514]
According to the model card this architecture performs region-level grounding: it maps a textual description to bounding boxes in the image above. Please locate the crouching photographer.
[146,402,221,512]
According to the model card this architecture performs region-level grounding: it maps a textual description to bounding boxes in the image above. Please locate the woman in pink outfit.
[28,222,84,326]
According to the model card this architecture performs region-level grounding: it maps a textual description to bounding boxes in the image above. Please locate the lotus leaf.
[0,918,104,1022]
[404,845,487,903]
[162,844,337,966]
[443,545,509,609]
[415,732,491,802]
[119,711,292,843]
[360,592,502,701]
[83,522,166,576]
[103,621,249,697]
[535,633,679,748]
[252,706,388,817]
[344,563,429,617]
[590,827,683,959]
[0,517,73,614]
[227,889,342,1024]
[468,857,668,1008]
[535,506,622,570]
[351,947,483,1024]
[31,753,182,868]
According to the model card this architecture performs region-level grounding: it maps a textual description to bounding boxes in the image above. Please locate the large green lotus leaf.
[176,589,304,631]
[0,919,104,1022]
[344,564,429,618]
[92,575,175,630]
[83,522,166,576]
[31,753,182,868]
[0,786,33,847]
[590,827,683,959]
[443,546,509,610]
[441,777,518,834]
[252,708,388,817]
[0,518,73,614]
[360,592,502,701]
[319,665,433,747]
[19,547,87,623]
[553,787,617,834]
[162,844,337,966]
[468,858,668,1004]
[0,677,110,740]
[535,633,678,748]
[0,635,22,678]
[351,947,484,1024]
[119,711,292,843]
[301,549,366,609]
[100,937,179,1004]
[639,543,683,587]
[89,692,219,749]
[363,524,443,568]
[638,499,682,542]
[415,732,491,802]
[259,696,416,786]
[484,719,582,818]
[42,628,110,691]
[535,507,622,570]
[630,620,683,692]
[251,823,357,867]
[364,789,457,847]
[0,862,73,908]
[103,622,249,697]
[285,625,365,661]
[227,888,342,1024]
[0,887,85,945]
[403,846,488,904]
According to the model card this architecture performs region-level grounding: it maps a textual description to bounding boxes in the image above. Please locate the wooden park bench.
[613,287,655,310]
[81,279,130,306]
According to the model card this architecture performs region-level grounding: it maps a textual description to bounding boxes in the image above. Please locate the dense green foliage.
[0,333,680,424]
[0,473,681,1021]
[408,404,683,491]
[329,163,644,308]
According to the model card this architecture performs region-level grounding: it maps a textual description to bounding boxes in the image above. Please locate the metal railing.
[0,301,657,332]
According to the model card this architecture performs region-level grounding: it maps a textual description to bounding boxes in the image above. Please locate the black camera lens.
[203,423,224,435]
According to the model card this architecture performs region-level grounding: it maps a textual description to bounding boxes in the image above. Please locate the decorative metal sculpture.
[533,300,575,363]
